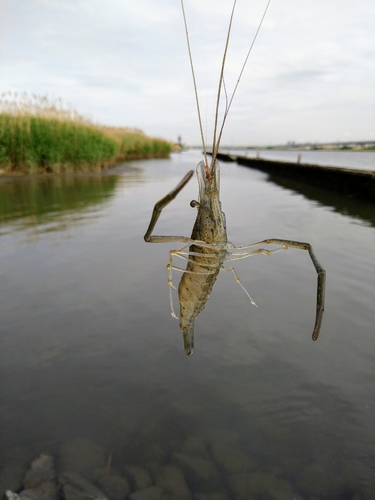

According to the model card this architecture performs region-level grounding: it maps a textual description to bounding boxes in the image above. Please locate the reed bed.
[0,92,172,174]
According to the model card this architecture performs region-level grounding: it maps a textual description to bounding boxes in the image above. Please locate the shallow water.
[1,151,375,498]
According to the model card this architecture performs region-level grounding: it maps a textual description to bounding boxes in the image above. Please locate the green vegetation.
[101,126,173,161]
[0,92,172,174]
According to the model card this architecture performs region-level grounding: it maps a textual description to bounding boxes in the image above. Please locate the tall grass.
[0,92,172,174]
[101,126,173,160]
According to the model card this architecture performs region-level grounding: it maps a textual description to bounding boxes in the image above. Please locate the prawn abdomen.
[178,258,223,356]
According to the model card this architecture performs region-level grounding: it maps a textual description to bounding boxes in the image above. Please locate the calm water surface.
[1,151,374,498]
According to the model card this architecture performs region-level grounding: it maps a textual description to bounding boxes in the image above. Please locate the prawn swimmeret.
[144,0,326,356]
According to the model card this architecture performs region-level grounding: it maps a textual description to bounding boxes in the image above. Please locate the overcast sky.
[1,0,374,146]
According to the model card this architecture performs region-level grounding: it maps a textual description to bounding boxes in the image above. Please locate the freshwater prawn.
[144,0,326,356]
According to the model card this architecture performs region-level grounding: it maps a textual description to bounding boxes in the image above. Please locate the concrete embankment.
[214,152,375,202]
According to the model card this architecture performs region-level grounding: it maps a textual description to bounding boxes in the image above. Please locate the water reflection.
[0,175,120,236]
[260,171,375,227]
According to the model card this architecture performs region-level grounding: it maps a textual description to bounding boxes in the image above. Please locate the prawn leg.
[227,238,326,341]
[221,266,258,307]
[225,245,287,261]
[144,170,194,244]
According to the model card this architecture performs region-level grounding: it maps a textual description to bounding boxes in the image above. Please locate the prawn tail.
[182,324,195,356]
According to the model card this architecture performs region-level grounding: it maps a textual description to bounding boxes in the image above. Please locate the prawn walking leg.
[226,239,326,341]
[144,171,194,244]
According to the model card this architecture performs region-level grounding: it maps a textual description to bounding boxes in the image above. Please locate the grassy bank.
[0,92,172,174]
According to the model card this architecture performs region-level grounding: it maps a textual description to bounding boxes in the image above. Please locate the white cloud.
[1,0,374,145]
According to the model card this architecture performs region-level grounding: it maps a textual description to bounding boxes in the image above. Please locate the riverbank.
[0,115,172,175]
[0,94,172,174]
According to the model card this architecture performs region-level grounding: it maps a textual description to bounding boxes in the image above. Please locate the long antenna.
[211,0,237,163]
[180,0,272,168]
[215,0,272,157]
[180,0,208,168]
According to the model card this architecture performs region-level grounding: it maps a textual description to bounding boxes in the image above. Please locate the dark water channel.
[1,151,374,499]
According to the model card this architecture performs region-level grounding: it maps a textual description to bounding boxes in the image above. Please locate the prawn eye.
[190,200,200,208]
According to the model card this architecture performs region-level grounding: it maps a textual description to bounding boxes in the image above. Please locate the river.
[0,150,374,498]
